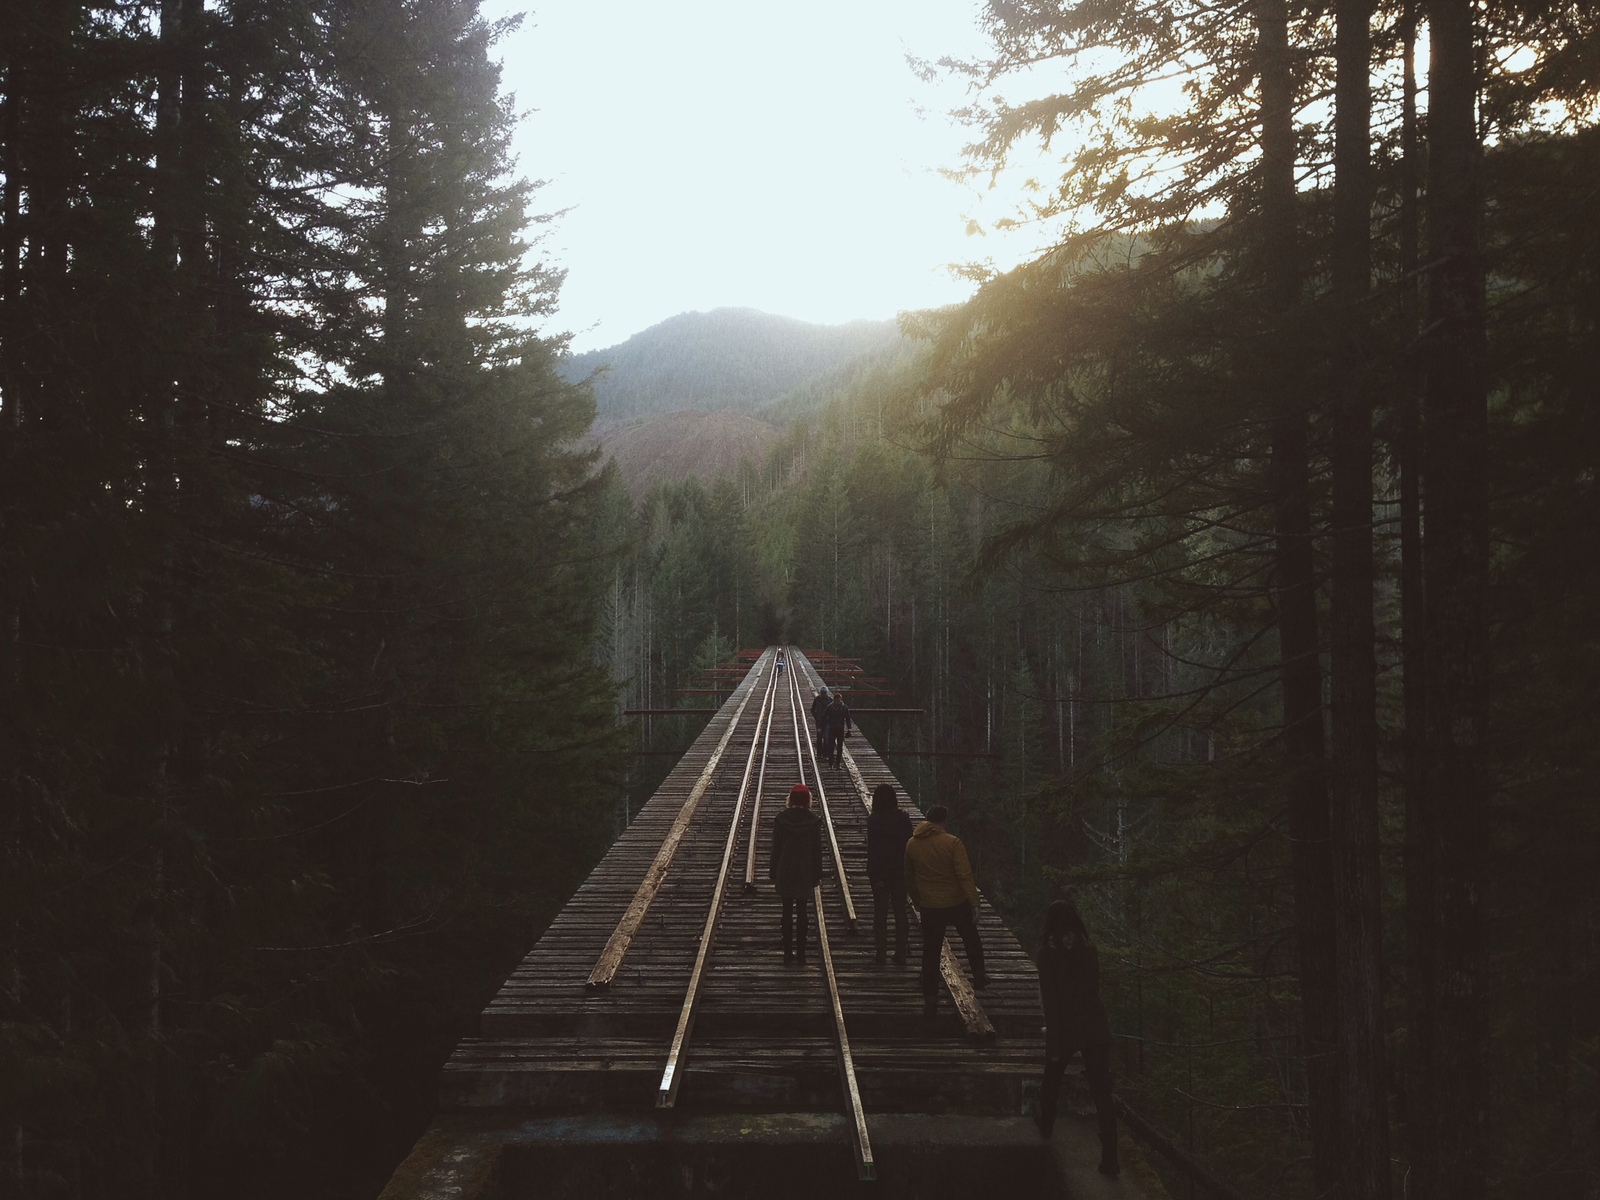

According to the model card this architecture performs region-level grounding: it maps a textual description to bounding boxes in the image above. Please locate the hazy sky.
[479,1,1036,350]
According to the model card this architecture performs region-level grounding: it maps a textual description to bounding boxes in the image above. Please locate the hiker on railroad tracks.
[769,783,823,966]
[866,784,913,966]
[904,804,988,1014]
[810,686,832,755]
[823,691,852,768]
[1033,897,1119,1176]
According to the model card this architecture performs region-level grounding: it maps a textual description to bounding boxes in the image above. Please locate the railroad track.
[452,646,1040,1179]
[569,649,1004,1184]
[381,649,1182,1200]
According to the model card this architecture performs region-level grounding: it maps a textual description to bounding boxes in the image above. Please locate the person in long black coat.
[1034,897,1119,1176]
[769,783,823,965]
[865,784,913,965]
[823,693,852,767]
[810,686,832,755]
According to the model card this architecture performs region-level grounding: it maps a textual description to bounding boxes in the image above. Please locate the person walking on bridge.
[866,784,913,966]
[1034,897,1118,1176]
[769,783,823,966]
[904,804,988,1013]
[823,692,852,768]
[810,686,832,756]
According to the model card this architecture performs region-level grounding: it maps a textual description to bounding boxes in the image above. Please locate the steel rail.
[798,651,998,1043]
[657,654,783,1107]
[742,652,782,895]
[783,657,857,932]
[784,649,875,1180]
[586,648,773,991]
[813,878,876,1181]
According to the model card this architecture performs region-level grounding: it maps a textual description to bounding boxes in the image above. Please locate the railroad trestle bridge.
[381,648,1125,1199]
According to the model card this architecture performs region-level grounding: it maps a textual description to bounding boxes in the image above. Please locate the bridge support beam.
[378,1112,1138,1200]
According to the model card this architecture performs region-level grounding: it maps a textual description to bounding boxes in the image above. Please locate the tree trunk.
[1,49,19,434]
[2,28,22,697]
[1416,0,1490,1194]
[1329,0,1391,1192]
[1257,0,1341,1190]
[143,0,190,1039]
[1,47,22,1200]
[1396,0,1432,1164]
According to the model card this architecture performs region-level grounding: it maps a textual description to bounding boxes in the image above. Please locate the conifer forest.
[2,1,1598,1199]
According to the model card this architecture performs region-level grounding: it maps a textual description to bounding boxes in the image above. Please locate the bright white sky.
[480,0,1039,350]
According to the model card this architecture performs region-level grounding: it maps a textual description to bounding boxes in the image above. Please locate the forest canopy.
[4,0,1599,1198]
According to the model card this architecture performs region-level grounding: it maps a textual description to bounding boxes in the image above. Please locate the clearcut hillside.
[595,410,780,502]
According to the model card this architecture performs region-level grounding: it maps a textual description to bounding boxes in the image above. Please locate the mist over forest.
[3,1,1598,1199]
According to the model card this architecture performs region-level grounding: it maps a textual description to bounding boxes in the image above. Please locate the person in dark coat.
[823,693,852,767]
[1034,897,1119,1175]
[769,783,823,965]
[865,784,913,965]
[810,686,832,755]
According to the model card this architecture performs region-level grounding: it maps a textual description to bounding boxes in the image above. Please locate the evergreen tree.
[1,3,624,1195]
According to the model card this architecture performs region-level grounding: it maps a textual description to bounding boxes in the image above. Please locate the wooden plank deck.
[450,648,1047,1119]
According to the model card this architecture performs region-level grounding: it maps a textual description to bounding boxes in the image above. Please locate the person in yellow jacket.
[904,805,988,1012]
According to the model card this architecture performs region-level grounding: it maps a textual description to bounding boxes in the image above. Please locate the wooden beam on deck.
[587,654,769,991]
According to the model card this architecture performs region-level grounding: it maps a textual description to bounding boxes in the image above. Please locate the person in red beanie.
[769,783,823,965]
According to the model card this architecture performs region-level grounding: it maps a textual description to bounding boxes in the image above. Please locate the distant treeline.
[1,4,625,1198]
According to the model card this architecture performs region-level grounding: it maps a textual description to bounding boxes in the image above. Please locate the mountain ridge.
[561,307,903,422]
